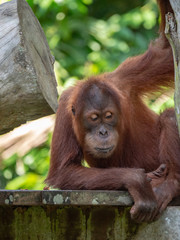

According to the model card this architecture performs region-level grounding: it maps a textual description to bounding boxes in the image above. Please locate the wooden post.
[165,0,180,134]
[0,0,58,135]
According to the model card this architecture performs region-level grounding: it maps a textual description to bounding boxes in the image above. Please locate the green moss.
[118,207,139,240]
[0,205,141,240]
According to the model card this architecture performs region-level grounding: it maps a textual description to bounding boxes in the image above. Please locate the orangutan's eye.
[105,112,112,119]
[91,114,98,121]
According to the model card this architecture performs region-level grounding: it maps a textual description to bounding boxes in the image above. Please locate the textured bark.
[165,0,180,134]
[0,0,58,135]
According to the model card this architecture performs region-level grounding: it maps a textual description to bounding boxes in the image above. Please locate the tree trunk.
[0,0,58,135]
[165,0,180,134]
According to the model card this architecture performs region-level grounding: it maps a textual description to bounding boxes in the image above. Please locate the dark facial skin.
[82,85,119,158]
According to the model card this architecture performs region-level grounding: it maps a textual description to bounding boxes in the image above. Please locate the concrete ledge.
[1,190,180,240]
[1,190,180,206]
[1,190,133,206]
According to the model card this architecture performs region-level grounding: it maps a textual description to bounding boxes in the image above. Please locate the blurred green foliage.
[0,135,52,189]
[27,0,159,88]
[0,0,174,189]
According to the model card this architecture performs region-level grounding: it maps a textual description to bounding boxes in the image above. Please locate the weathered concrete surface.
[0,190,180,240]
[133,207,180,240]
[0,190,133,206]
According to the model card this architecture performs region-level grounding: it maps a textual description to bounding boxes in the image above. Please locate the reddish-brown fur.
[46,0,180,222]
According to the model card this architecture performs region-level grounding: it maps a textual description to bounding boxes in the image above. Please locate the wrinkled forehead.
[85,84,114,111]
